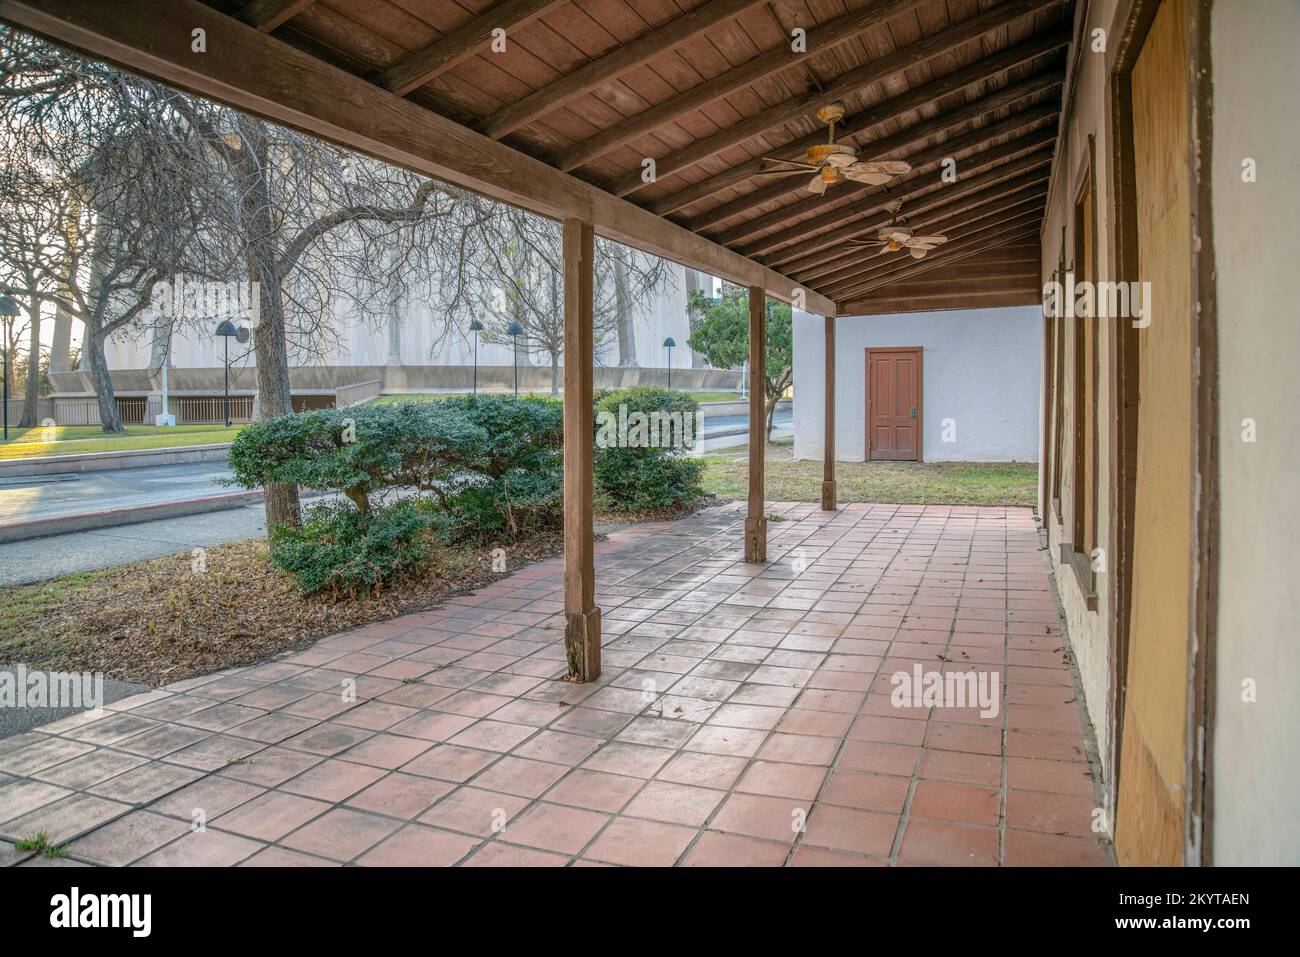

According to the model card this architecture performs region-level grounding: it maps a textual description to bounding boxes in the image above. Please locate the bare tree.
[471,204,672,393]
[1,30,206,432]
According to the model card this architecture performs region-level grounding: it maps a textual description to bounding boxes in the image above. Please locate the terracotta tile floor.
[0,502,1112,867]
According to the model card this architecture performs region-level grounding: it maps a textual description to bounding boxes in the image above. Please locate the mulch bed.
[0,497,716,687]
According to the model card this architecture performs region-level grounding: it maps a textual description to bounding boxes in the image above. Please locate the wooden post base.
[564,607,602,682]
[744,515,767,563]
[820,480,837,511]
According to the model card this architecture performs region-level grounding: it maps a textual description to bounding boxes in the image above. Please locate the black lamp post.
[215,319,238,426]
[0,295,19,441]
[468,318,484,395]
[663,336,676,390]
[506,321,524,396]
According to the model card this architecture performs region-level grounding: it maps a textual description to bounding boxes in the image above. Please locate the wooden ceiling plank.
[611,2,1066,198]
[238,0,317,32]
[839,286,1041,315]
[0,0,834,314]
[553,0,934,171]
[645,40,1065,217]
[377,0,567,97]
[478,0,768,140]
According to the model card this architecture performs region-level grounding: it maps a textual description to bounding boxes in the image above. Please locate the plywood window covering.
[1051,230,1068,513]
[1072,153,1100,566]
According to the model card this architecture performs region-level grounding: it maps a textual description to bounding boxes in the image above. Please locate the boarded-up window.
[1072,155,1099,560]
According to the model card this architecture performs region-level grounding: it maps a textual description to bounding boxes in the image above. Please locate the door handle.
[910,407,916,418]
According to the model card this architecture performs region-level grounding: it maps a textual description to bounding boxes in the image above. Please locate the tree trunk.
[763,366,792,440]
[18,296,41,429]
[550,352,560,396]
[239,116,300,529]
[83,331,124,433]
[614,256,637,367]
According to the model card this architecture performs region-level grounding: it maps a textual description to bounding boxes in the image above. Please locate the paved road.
[0,460,237,526]
[698,407,793,452]
[0,502,273,587]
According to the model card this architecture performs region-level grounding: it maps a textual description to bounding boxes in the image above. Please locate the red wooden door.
[867,348,922,461]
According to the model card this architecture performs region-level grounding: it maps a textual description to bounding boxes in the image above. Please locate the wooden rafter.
[645,43,1066,218]
[684,81,1061,235]
[479,0,767,141]
[713,106,1058,251]
[377,0,564,97]
[612,4,1067,198]
[553,0,934,171]
[237,0,316,32]
[837,237,1041,313]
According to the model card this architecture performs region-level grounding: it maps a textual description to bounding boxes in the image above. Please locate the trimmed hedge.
[593,386,704,511]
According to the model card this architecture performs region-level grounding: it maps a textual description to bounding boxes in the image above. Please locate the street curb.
[0,442,233,478]
[0,490,264,544]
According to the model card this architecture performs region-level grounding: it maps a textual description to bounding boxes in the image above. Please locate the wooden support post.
[821,313,838,510]
[563,219,600,681]
[745,286,767,562]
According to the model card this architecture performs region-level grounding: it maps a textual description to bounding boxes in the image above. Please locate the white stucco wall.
[1209,0,1300,866]
[793,306,1041,463]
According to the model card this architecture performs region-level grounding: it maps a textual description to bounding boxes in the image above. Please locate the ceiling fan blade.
[908,235,948,245]
[879,230,913,242]
[825,152,857,168]
[844,170,893,185]
[868,160,913,175]
[877,246,893,256]
[760,156,816,171]
[807,173,828,195]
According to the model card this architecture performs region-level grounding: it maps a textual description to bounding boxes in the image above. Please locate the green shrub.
[593,387,704,511]
[230,395,564,567]
[269,500,432,596]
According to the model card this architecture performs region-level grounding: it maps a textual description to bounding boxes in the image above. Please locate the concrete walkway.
[0,502,1110,866]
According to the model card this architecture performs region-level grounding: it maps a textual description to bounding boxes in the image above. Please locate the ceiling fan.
[846,199,949,259]
[757,102,911,195]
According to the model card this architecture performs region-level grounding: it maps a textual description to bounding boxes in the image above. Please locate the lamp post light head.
[215,319,239,337]
[468,318,485,333]
[663,337,676,349]
[506,321,525,337]
[0,295,19,317]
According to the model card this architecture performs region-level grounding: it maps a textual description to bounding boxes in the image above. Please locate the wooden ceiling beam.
[764,141,1054,272]
[710,105,1057,248]
[646,51,1065,219]
[0,0,833,314]
[805,188,1047,289]
[237,0,317,32]
[553,0,935,171]
[612,6,1067,198]
[377,0,565,97]
[839,286,1040,315]
[479,0,768,141]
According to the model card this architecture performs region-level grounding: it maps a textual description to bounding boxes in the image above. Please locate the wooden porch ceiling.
[1,0,1073,316]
